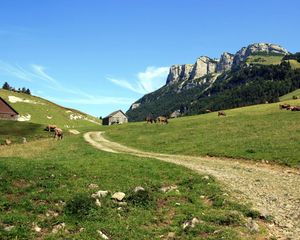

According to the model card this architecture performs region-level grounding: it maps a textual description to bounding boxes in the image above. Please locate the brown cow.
[146,116,156,124]
[218,111,226,117]
[291,106,300,111]
[279,104,291,110]
[54,128,63,140]
[157,116,168,124]
[46,124,57,132]
[5,139,12,145]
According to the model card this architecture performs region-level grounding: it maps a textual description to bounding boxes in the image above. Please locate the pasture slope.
[0,128,269,240]
[105,98,300,167]
[0,89,100,128]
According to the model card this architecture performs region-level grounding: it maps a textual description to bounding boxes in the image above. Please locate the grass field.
[279,89,300,101]
[288,59,300,69]
[246,55,283,65]
[105,99,300,167]
[0,120,50,144]
[0,89,100,128]
[0,131,267,239]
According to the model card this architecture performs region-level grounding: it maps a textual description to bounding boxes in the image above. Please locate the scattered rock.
[134,186,145,193]
[22,137,27,143]
[95,199,101,207]
[97,230,109,239]
[200,195,205,199]
[69,129,80,135]
[79,227,85,232]
[160,185,178,193]
[246,218,259,233]
[46,210,59,217]
[175,202,181,206]
[112,192,125,201]
[52,222,66,234]
[33,223,41,232]
[4,225,15,231]
[202,175,210,180]
[116,201,127,206]
[88,183,99,189]
[92,190,109,198]
[182,217,200,230]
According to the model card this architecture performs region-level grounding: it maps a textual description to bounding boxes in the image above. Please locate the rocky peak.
[166,64,194,84]
[217,52,234,72]
[233,43,289,66]
[189,56,217,80]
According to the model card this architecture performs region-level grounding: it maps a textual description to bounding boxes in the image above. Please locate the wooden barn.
[0,97,19,120]
[102,110,128,125]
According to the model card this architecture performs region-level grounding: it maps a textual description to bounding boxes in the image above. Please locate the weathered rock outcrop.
[233,43,289,66]
[217,52,234,72]
[165,43,289,85]
[166,64,193,84]
[189,56,217,80]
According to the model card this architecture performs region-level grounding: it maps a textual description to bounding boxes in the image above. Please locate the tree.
[2,82,10,90]
[25,88,31,95]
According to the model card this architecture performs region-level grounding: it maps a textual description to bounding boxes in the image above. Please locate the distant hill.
[0,89,101,128]
[127,43,300,121]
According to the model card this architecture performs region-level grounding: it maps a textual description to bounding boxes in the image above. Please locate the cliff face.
[165,43,289,85]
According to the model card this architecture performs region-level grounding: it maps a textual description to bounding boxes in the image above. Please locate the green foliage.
[65,193,95,217]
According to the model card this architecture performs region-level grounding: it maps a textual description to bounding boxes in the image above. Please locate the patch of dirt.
[84,131,300,240]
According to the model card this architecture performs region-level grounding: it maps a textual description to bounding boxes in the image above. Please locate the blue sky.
[0,0,299,117]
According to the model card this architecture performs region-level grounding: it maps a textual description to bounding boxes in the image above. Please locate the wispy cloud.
[0,60,134,106]
[47,96,134,105]
[108,66,169,94]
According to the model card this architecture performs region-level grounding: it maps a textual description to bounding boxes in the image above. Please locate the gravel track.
[84,131,300,240]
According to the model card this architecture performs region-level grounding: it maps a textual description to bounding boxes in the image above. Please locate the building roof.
[104,109,127,119]
[0,97,19,115]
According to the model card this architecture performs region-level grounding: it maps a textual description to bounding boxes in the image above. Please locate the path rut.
[84,131,300,240]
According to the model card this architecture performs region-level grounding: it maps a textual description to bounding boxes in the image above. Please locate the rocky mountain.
[127,43,298,121]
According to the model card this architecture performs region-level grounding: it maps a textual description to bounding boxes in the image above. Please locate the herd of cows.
[45,125,63,139]
[279,104,300,111]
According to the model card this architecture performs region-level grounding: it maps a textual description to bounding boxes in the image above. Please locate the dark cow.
[291,106,300,111]
[146,116,156,124]
[157,116,168,124]
[218,111,226,117]
[279,104,291,110]
[54,128,63,140]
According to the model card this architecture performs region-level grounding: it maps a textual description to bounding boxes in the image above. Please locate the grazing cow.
[146,116,156,124]
[46,124,57,132]
[218,111,226,117]
[279,104,290,110]
[157,116,168,124]
[54,128,63,140]
[291,106,300,111]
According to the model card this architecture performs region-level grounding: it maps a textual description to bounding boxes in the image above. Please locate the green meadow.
[0,89,100,128]
[0,131,266,239]
[105,99,300,167]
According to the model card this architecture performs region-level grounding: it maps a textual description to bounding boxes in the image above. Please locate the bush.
[65,194,94,217]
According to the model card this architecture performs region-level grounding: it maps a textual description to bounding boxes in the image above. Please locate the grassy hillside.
[279,89,300,101]
[0,121,50,144]
[246,55,283,65]
[288,59,300,69]
[107,99,300,167]
[0,89,100,128]
[0,131,267,239]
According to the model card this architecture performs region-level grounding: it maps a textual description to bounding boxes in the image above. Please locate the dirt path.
[84,131,300,240]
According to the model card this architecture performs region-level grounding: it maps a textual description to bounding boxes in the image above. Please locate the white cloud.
[108,66,169,94]
[137,66,169,92]
[0,61,34,82]
[47,96,134,105]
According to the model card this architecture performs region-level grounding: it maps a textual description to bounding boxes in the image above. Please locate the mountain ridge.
[126,43,299,121]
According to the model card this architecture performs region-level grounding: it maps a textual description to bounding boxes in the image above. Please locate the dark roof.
[0,97,19,115]
[104,109,127,119]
